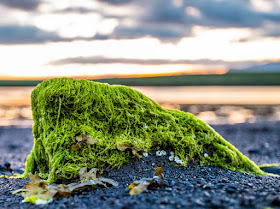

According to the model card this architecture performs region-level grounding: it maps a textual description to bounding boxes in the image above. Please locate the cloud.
[0,25,66,44]
[109,23,191,41]
[100,0,280,40]
[97,0,133,5]
[1,0,280,45]
[54,7,96,14]
[49,55,263,69]
[187,0,280,28]
[142,0,280,28]
[0,0,40,11]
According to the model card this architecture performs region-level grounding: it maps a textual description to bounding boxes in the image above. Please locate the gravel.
[1,121,280,209]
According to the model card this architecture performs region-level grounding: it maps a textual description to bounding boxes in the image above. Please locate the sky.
[1,0,280,79]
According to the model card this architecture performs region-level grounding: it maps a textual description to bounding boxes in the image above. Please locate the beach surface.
[0,121,280,209]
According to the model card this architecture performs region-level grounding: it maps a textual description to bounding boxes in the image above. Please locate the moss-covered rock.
[23,78,264,182]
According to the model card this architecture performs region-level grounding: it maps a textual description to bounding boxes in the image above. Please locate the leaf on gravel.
[13,173,55,204]
[117,143,142,158]
[129,178,155,195]
[98,177,119,187]
[154,166,164,185]
[13,167,118,205]
[78,167,118,186]
[79,167,100,182]
[129,166,165,195]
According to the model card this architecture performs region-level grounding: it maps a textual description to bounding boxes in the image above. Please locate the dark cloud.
[50,55,262,69]
[0,0,40,11]
[188,0,280,28]
[0,25,66,44]
[102,0,280,40]
[97,0,133,5]
[54,7,95,14]
[142,0,280,28]
[1,0,280,45]
[110,23,191,41]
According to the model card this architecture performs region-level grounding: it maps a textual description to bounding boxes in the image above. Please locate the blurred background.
[1,0,280,127]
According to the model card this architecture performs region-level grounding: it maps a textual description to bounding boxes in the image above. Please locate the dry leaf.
[117,143,142,158]
[129,166,165,195]
[13,167,118,205]
[154,167,164,185]
[76,135,83,142]
[129,178,154,195]
[79,167,100,182]
[28,173,43,184]
[15,173,55,204]
[117,143,131,151]
[98,177,119,187]
[72,135,96,151]
[85,136,96,145]
[71,142,82,151]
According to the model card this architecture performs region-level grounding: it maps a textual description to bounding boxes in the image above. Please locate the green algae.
[22,77,264,182]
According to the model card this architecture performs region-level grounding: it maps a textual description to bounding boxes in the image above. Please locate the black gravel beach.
[1,121,280,209]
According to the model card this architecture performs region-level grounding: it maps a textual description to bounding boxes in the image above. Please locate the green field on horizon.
[0,72,280,86]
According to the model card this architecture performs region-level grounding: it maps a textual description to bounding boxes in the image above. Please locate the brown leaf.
[75,134,96,145]
[28,173,42,184]
[52,185,72,198]
[13,168,118,205]
[78,167,88,179]
[79,167,100,182]
[71,142,82,151]
[117,143,142,158]
[129,178,154,195]
[85,136,96,145]
[76,135,84,142]
[129,166,165,195]
[68,180,105,192]
[117,143,131,151]
[14,173,57,204]
[154,167,164,185]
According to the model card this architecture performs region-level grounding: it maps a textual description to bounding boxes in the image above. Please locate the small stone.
[195,199,204,206]
[143,152,148,157]
[161,150,167,156]
[204,191,211,197]
[156,151,162,156]
[165,187,172,191]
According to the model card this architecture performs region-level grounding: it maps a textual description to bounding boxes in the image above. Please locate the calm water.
[1,86,280,127]
[1,86,280,106]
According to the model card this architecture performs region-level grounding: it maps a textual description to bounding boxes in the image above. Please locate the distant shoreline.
[1,72,280,86]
